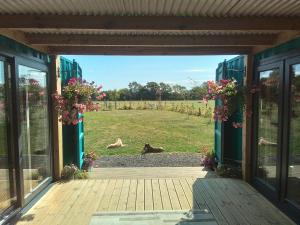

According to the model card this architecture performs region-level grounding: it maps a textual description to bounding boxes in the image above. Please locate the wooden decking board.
[158,179,173,210]
[117,179,130,211]
[165,179,181,210]
[97,179,117,211]
[126,179,138,211]
[108,179,124,211]
[135,179,145,211]
[209,179,251,225]
[202,179,242,225]
[222,178,272,225]
[233,179,295,225]
[16,176,296,225]
[144,179,154,210]
[188,178,229,225]
[151,179,163,210]
[179,178,200,210]
[172,179,190,209]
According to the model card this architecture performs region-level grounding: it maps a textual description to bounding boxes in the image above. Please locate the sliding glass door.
[285,58,300,211]
[18,65,51,200]
[254,55,300,220]
[0,58,16,217]
[254,63,283,196]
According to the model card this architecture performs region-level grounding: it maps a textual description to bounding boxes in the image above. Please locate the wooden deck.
[16,177,295,225]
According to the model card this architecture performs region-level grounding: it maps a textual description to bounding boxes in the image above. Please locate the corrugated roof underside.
[0,0,300,16]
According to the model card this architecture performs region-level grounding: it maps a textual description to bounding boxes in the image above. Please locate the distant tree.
[171,84,188,100]
[189,82,208,100]
[159,82,172,100]
[145,82,160,100]
[118,88,131,100]
[128,81,143,100]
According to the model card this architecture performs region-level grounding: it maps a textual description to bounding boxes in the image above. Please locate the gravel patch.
[94,153,203,167]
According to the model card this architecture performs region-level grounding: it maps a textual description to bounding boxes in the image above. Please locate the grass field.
[84,109,214,156]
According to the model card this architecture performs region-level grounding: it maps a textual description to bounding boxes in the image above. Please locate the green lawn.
[84,110,214,156]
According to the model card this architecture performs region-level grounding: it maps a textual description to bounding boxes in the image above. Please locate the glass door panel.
[256,69,281,188]
[287,63,300,207]
[0,60,16,215]
[18,65,51,198]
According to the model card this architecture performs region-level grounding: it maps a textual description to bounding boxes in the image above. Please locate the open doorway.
[61,55,237,169]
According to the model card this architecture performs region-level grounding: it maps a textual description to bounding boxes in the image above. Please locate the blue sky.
[62,55,237,90]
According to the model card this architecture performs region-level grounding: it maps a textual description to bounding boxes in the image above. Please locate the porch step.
[89,210,217,225]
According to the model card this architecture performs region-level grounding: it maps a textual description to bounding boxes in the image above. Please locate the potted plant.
[82,151,98,171]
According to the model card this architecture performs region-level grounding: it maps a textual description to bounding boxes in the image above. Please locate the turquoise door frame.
[60,57,84,169]
[214,56,244,164]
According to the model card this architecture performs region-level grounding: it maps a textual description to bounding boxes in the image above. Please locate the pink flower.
[68,78,78,86]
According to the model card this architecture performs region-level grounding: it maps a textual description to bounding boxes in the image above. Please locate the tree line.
[102,81,208,101]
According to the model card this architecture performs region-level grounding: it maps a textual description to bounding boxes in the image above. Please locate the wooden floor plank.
[151,179,163,210]
[172,179,190,210]
[202,179,244,225]
[126,179,138,211]
[221,179,271,225]
[97,179,117,211]
[187,178,229,225]
[179,178,199,210]
[158,179,172,210]
[108,179,124,211]
[117,179,130,211]
[144,179,153,211]
[89,179,109,213]
[136,179,145,211]
[208,179,251,225]
[16,175,296,225]
[185,178,209,211]
[231,179,295,225]
[165,179,181,210]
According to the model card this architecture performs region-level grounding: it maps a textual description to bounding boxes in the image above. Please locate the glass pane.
[18,65,51,198]
[256,69,280,188]
[0,61,16,214]
[287,64,300,206]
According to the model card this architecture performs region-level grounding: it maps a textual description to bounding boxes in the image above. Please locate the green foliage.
[74,170,89,179]
[104,81,208,101]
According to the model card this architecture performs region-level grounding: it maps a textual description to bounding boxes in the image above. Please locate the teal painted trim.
[60,56,84,169]
[255,37,300,61]
[0,35,50,63]
[214,56,244,163]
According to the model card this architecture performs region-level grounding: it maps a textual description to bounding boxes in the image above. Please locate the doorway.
[253,51,300,220]
[0,56,17,218]
[0,54,52,221]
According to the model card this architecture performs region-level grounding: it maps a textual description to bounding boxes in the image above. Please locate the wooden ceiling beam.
[48,46,252,55]
[26,33,277,46]
[0,15,300,31]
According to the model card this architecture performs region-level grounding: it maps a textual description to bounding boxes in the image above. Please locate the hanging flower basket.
[53,78,106,125]
[203,79,259,128]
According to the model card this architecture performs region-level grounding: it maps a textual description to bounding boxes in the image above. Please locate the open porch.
[16,168,295,225]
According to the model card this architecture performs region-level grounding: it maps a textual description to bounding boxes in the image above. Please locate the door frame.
[281,55,300,218]
[14,56,53,205]
[252,50,300,223]
[0,55,18,218]
[252,60,284,201]
[0,50,53,222]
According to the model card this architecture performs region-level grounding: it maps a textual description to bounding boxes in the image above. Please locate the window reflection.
[0,61,16,214]
[18,65,51,197]
[256,69,280,188]
[287,64,300,206]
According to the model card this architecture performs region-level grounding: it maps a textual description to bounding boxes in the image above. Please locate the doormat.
[89,210,218,225]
